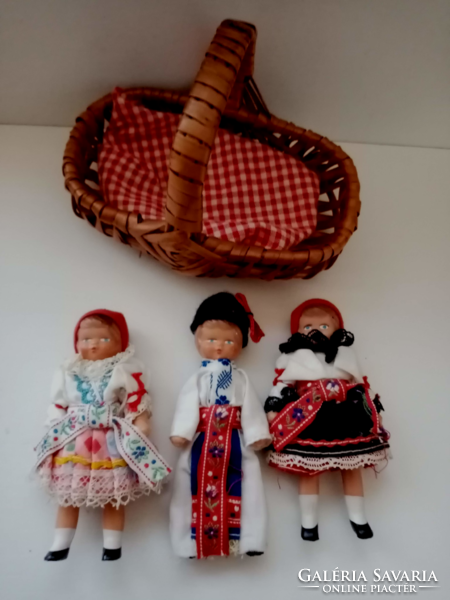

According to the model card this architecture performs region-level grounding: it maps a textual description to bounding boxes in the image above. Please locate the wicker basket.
[63,19,360,280]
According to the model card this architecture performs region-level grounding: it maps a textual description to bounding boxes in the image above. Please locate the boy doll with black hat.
[169,292,271,559]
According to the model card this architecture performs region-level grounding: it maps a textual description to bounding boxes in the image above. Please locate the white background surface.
[0,125,449,598]
[1,0,450,148]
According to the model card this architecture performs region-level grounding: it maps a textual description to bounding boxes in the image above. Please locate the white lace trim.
[267,449,389,472]
[42,485,155,509]
[124,394,152,420]
[65,346,135,380]
[37,459,162,507]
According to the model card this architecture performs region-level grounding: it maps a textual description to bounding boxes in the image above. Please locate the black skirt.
[266,387,390,475]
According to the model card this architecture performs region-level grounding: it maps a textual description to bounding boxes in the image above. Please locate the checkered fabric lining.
[98,88,319,250]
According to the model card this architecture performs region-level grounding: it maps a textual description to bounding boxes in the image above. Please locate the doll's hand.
[133,412,151,438]
[170,436,189,448]
[250,438,272,451]
[266,411,277,423]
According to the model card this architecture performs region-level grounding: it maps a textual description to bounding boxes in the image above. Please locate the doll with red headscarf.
[35,310,171,561]
[265,299,390,541]
[169,292,271,559]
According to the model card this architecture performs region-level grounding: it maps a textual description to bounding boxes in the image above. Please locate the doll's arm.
[239,371,271,450]
[132,412,151,437]
[170,374,200,448]
[45,368,69,427]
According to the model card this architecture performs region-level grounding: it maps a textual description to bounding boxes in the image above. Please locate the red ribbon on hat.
[235,293,265,343]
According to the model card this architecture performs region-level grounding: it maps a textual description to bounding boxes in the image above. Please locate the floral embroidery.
[132,446,149,462]
[204,524,219,540]
[205,484,218,498]
[215,407,228,420]
[216,395,230,405]
[152,465,169,480]
[98,376,109,401]
[208,441,225,459]
[202,358,234,406]
[213,407,229,430]
[326,379,340,395]
[74,375,96,405]
[73,372,112,406]
[292,407,304,423]
[194,405,241,558]
[204,484,219,511]
[89,404,107,427]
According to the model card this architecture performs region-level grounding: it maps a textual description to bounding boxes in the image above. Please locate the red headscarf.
[290,299,344,334]
[73,309,129,352]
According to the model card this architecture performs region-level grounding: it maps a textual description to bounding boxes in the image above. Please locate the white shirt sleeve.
[45,368,68,427]
[170,373,200,442]
[115,359,153,420]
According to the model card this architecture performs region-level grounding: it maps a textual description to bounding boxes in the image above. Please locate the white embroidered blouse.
[45,346,152,426]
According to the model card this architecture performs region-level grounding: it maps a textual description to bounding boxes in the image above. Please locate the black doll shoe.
[350,521,373,539]
[246,551,264,556]
[44,548,70,561]
[102,547,122,561]
[301,525,319,541]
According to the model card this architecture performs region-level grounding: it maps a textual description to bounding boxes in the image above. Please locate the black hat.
[190,292,251,347]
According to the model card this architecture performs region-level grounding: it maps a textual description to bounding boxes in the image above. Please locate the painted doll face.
[298,307,339,339]
[195,320,243,360]
[76,317,122,360]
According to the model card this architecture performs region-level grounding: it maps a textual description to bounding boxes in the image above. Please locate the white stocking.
[103,529,123,550]
[299,494,319,528]
[345,495,368,525]
[49,528,76,551]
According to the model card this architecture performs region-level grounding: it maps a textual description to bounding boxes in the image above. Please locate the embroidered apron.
[269,377,379,452]
[35,404,171,488]
[191,359,243,558]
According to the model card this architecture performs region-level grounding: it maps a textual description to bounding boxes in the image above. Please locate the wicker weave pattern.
[63,19,360,280]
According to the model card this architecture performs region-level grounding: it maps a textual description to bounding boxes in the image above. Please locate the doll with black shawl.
[169,292,271,559]
[265,299,390,541]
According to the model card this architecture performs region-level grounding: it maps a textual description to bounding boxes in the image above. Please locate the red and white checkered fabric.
[98,88,319,250]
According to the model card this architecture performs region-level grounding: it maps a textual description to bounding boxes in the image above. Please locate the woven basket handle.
[165,20,257,233]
